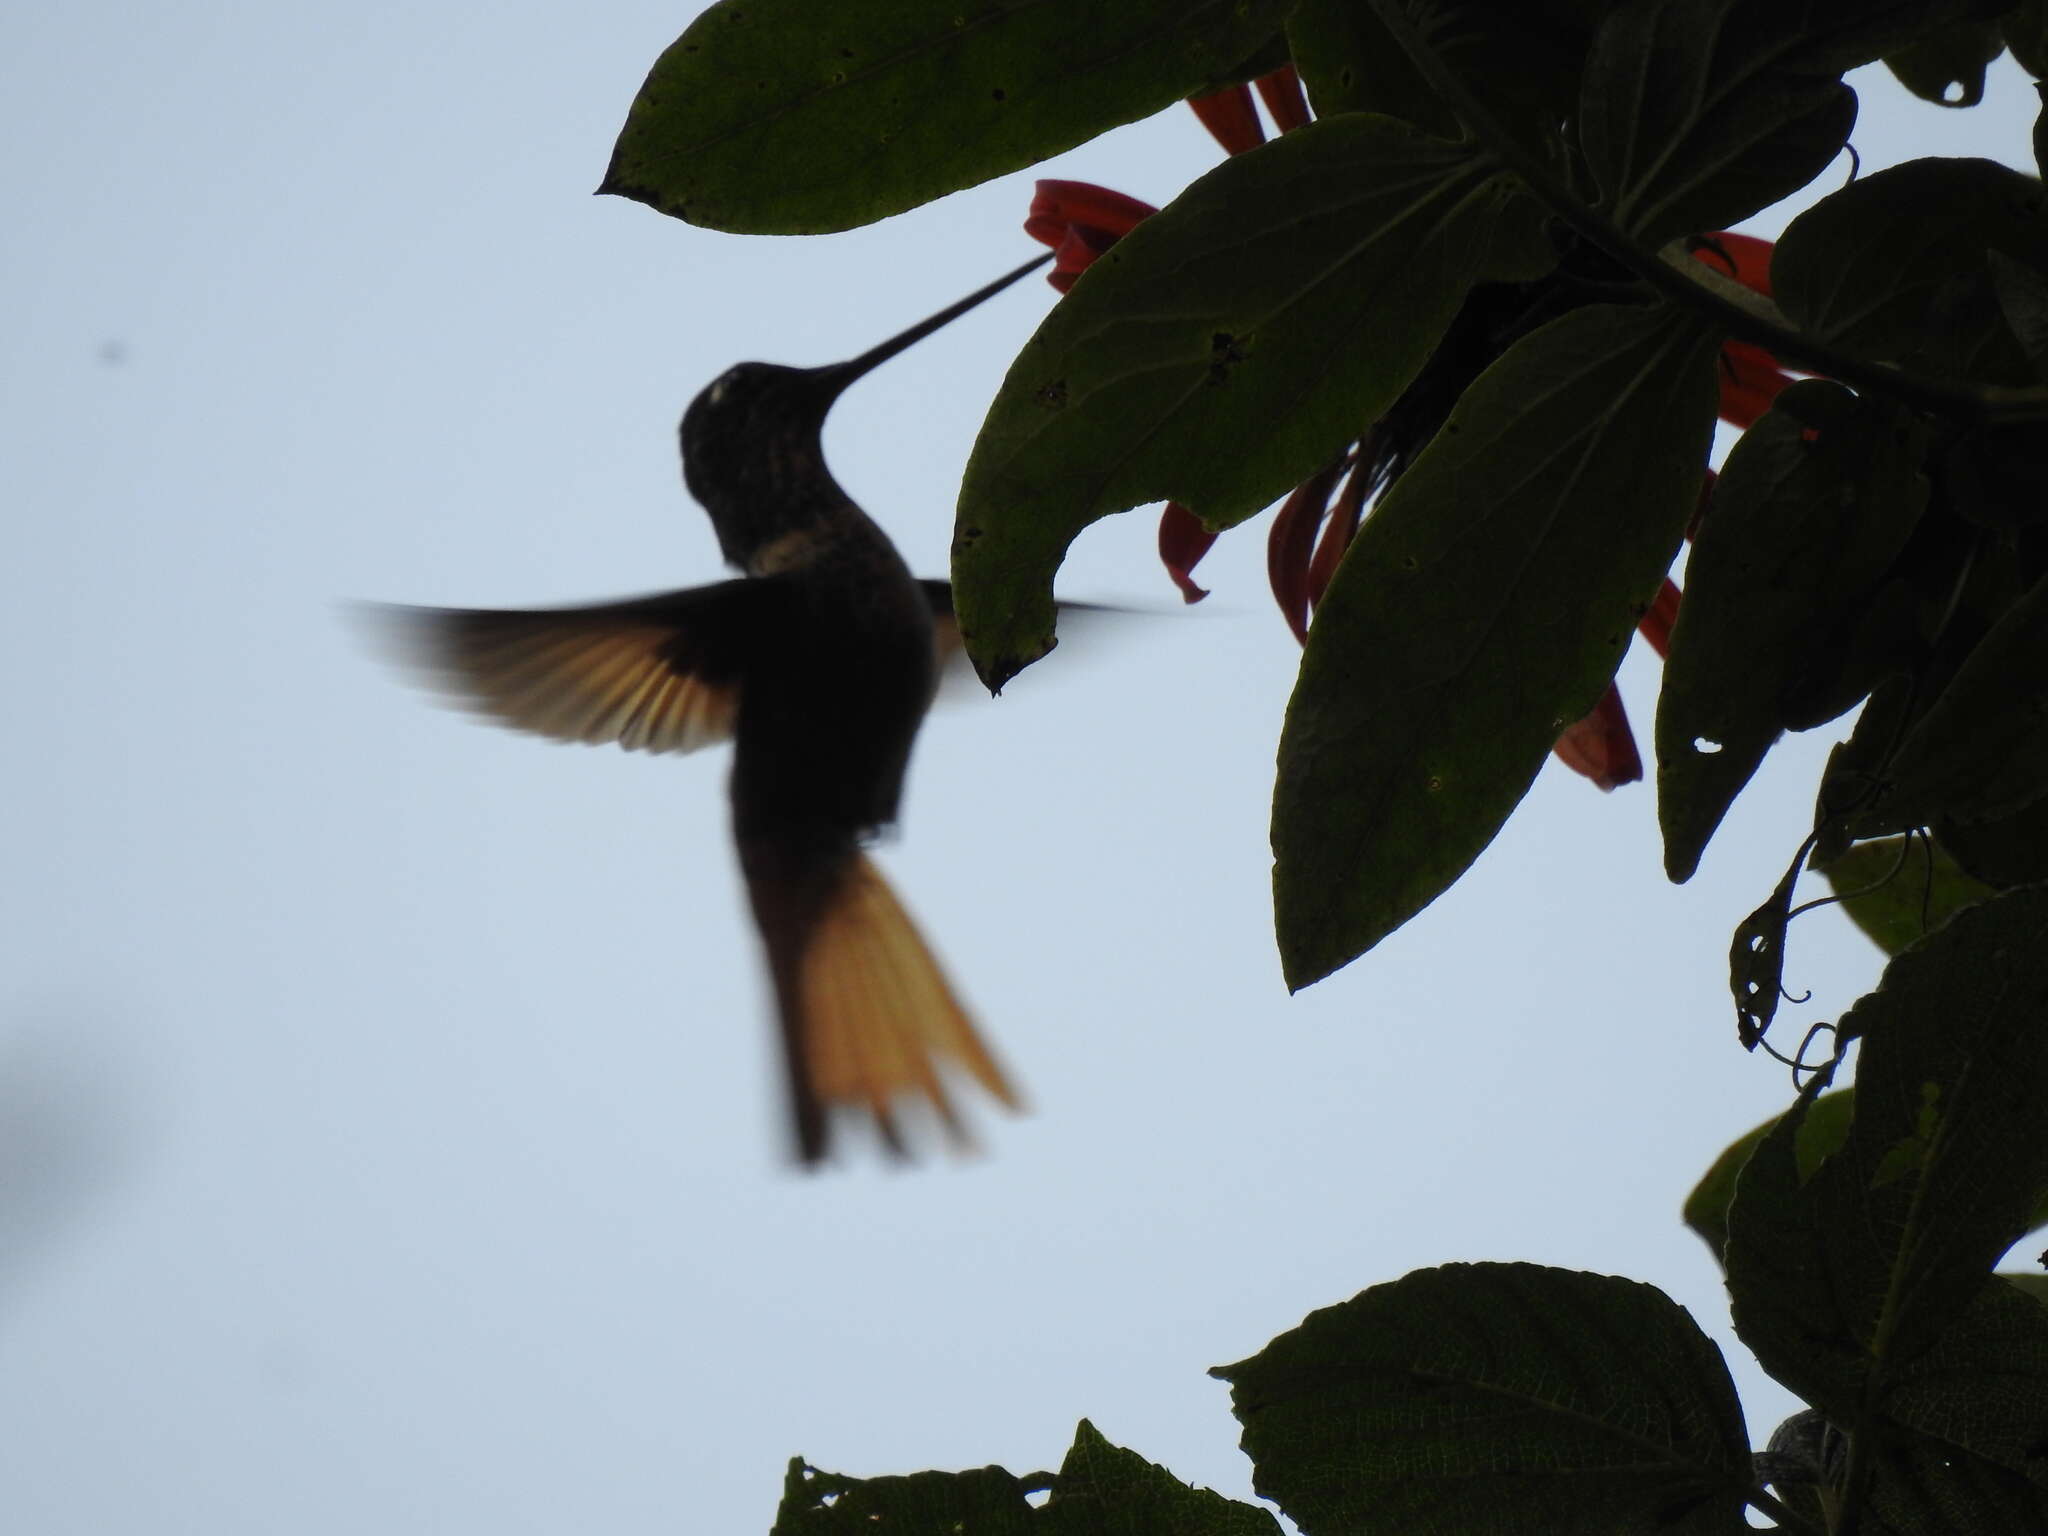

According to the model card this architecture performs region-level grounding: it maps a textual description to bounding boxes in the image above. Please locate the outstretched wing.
[366,582,781,754]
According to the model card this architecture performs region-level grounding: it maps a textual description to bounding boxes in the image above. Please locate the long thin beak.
[813,252,1053,398]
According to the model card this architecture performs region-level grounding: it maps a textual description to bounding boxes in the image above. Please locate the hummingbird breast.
[728,517,938,849]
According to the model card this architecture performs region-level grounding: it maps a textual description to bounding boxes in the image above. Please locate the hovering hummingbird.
[374,253,1052,1164]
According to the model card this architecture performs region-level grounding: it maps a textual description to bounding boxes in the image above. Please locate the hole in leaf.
[1693,737,1724,754]
[1024,1489,1052,1509]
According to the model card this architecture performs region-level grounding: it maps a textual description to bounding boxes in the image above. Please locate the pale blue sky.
[3,7,2039,1531]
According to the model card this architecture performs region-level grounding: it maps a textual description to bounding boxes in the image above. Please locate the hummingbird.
[373,253,1051,1164]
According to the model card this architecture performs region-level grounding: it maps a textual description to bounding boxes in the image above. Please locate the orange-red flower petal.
[1552,685,1644,791]
[1157,502,1217,604]
[1025,180,1160,292]
[1187,83,1265,155]
[1255,65,1312,133]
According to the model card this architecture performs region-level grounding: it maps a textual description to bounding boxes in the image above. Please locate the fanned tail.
[744,845,1018,1164]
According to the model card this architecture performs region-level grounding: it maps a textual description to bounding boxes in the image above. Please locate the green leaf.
[952,114,1555,690]
[1213,1263,1754,1535]
[1685,1087,1859,1263]
[1656,382,1928,882]
[770,1456,1035,1534]
[2006,1273,2048,1306]
[599,0,1290,234]
[1818,833,1998,954]
[1886,19,2007,105]
[1039,1421,1282,1536]
[1271,302,1720,989]
[1579,0,1857,248]
[1774,157,2048,386]
[1858,570,2048,833]
[1689,1083,2048,1267]
[1726,888,2048,1443]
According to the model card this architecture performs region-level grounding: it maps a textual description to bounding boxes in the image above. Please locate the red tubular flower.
[1266,460,1349,643]
[1691,232,1799,426]
[1552,686,1644,791]
[1639,577,1682,660]
[1255,65,1313,133]
[1024,180,1158,293]
[1158,502,1217,603]
[1187,82,1265,155]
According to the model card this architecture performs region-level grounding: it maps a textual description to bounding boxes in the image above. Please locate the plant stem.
[1363,0,2048,426]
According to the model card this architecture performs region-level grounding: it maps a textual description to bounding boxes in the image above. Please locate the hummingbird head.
[677,252,1052,573]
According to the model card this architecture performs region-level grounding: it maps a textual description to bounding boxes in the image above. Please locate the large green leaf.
[600,0,1288,233]
[1039,1421,1281,1536]
[953,114,1554,690]
[1272,302,1719,989]
[1214,1263,1754,1535]
[1726,888,2048,1451]
[1774,157,2048,386]
[1656,382,1927,882]
[1858,570,2048,833]
[1685,1087,1859,1262]
[1578,0,1856,248]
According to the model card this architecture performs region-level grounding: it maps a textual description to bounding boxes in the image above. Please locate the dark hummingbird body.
[374,254,1050,1163]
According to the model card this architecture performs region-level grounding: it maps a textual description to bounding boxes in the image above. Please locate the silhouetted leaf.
[1886,20,2006,105]
[954,115,1555,690]
[1579,0,1856,247]
[1775,157,2048,385]
[1657,382,1928,882]
[1990,250,2048,378]
[1939,794,2048,887]
[1214,1263,1753,1535]
[601,0,1290,233]
[1691,1083,2048,1268]
[1685,1088,1858,1263]
[1726,855,1807,1048]
[1727,889,2048,1445]
[1269,302,1718,988]
[2010,1,2048,76]
[771,1456,1035,1535]
[1858,570,2048,833]
[1040,1421,1281,1536]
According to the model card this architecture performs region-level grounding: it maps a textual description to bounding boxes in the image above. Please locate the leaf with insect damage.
[1726,888,2048,1463]
[1656,382,1928,883]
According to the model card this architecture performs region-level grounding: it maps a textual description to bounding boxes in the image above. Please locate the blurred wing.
[366,582,778,754]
